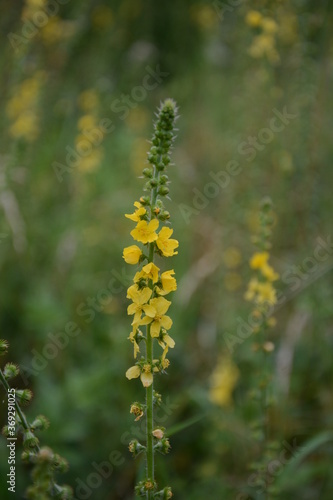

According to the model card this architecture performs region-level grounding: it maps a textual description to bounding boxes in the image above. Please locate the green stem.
[145,165,159,498]
[0,369,34,438]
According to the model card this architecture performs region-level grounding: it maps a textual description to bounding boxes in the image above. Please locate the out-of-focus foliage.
[1,0,333,498]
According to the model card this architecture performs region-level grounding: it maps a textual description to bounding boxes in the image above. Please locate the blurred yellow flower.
[78,90,99,112]
[224,272,242,292]
[209,356,239,407]
[77,114,97,131]
[246,10,262,28]
[223,247,242,269]
[250,252,269,269]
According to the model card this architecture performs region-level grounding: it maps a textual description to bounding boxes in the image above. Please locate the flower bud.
[152,428,164,439]
[130,402,144,421]
[16,389,33,405]
[128,439,145,457]
[4,363,19,379]
[158,186,169,196]
[142,168,153,178]
[23,430,39,449]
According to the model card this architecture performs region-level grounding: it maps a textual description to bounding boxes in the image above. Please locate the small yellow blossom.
[256,282,277,305]
[141,364,153,387]
[261,263,279,281]
[130,403,144,421]
[261,17,278,34]
[128,329,140,358]
[147,297,172,337]
[78,89,99,111]
[158,333,175,350]
[250,252,269,269]
[152,429,164,439]
[223,247,242,269]
[131,220,159,244]
[156,227,179,257]
[209,357,239,407]
[123,245,142,265]
[244,278,260,302]
[125,202,147,222]
[127,287,155,324]
[134,263,160,284]
[156,270,177,295]
[246,10,262,27]
[126,364,153,387]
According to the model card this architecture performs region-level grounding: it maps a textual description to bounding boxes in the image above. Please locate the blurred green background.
[1,0,333,498]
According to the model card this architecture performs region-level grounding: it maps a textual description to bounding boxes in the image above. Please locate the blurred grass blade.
[167,414,206,437]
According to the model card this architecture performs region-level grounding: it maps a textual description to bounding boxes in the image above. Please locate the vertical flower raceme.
[243,198,281,500]
[123,99,178,499]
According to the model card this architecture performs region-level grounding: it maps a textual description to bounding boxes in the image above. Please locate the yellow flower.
[127,287,155,324]
[256,282,277,305]
[156,227,179,257]
[147,297,172,337]
[261,263,279,282]
[244,278,259,302]
[158,333,175,350]
[141,364,153,387]
[156,270,177,295]
[261,17,278,34]
[128,329,140,358]
[246,10,262,27]
[250,252,269,269]
[134,263,160,284]
[125,364,153,387]
[123,245,142,265]
[78,114,97,131]
[131,219,159,244]
[209,357,239,407]
[125,202,147,222]
[223,247,242,269]
[78,89,99,111]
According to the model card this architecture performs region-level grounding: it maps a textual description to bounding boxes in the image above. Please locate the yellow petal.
[160,315,173,330]
[143,304,156,318]
[150,320,161,338]
[127,303,139,315]
[140,371,153,387]
[126,365,141,380]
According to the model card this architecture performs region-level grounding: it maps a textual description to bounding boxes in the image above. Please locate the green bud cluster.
[0,339,72,499]
[141,99,178,224]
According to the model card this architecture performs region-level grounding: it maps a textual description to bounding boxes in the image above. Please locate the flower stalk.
[123,99,178,498]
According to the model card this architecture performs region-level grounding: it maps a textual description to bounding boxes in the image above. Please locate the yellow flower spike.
[123,245,143,264]
[148,297,173,337]
[130,219,159,244]
[156,227,179,257]
[123,100,178,495]
[126,365,141,380]
[250,252,269,269]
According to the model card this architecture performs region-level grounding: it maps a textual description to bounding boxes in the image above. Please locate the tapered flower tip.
[161,98,177,113]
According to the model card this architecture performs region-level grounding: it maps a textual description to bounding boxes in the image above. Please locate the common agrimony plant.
[244,198,281,499]
[122,99,178,499]
[0,339,72,499]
